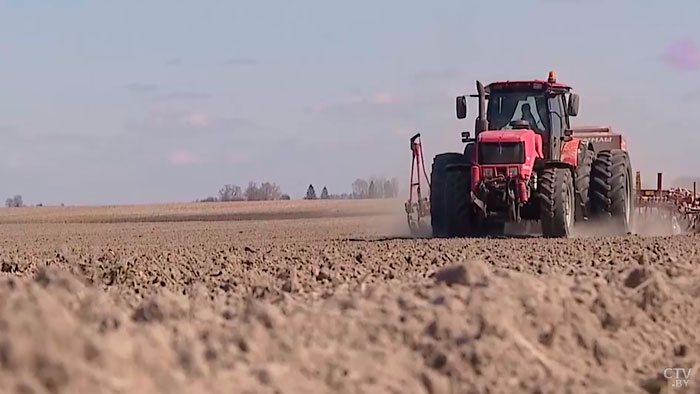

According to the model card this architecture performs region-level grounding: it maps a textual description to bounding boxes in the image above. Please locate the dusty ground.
[0,199,699,394]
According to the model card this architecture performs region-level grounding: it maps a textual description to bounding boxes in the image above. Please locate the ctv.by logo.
[664,367,693,388]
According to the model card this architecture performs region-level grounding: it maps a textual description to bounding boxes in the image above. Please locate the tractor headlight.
[508,167,519,177]
[483,167,495,178]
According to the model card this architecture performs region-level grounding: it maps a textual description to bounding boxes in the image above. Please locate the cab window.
[548,96,565,138]
[487,91,549,133]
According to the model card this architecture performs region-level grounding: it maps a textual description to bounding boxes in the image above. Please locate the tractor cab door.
[547,95,566,161]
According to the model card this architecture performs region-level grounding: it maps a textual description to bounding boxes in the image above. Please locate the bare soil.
[0,200,699,394]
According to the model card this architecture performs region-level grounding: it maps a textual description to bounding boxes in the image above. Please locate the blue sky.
[1,0,699,204]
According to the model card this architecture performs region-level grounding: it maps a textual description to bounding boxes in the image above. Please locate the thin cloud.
[540,0,606,3]
[125,83,159,93]
[126,108,252,136]
[225,152,252,164]
[225,56,258,66]
[392,127,414,137]
[413,69,462,81]
[216,117,252,129]
[308,92,402,114]
[161,91,212,101]
[662,38,700,71]
[682,89,700,101]
[0,124,15,133]
[169,150,196,165]
[180,112,211,128]
[372,92,400,105]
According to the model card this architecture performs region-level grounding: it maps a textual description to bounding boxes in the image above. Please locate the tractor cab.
[457,71,580,162]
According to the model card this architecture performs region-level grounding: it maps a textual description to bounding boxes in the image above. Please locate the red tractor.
[424,72,634,238]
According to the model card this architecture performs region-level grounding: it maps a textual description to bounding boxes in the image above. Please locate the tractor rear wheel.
[445,165,474,237]
[486,222,505,237]
[539,167,575,238]
[589,149,634,234]
[430,153,467,237]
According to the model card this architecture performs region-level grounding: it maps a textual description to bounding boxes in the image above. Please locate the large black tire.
[430,153,466,237]
[485,222,505,237]
[445,165,474,237]
[539,167,575,238]
[574,146,595,221]
[589,149,634,234]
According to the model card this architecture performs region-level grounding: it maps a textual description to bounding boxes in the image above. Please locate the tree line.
[198,181,290,202]
[5,195,23,208]
[304,177,399,200]
[4,195,47,207]
[4,176,400,207]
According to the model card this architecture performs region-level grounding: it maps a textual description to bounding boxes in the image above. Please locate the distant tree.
[383,180,394,198]
[218,184,243,202]
[321,186,329,199]
[352,179,369,199]
[390,177,399,197]
[328,193,351,200]
[259,182,282,200]
[200,196,218,203]
[368,181,378,199]
[280,194,291,200]
[305,184,317,200]
[245,182,261,201]
[5,195,22,208]
[369,176,386,198]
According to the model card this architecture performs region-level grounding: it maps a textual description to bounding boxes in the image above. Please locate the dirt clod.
[1,262,17,273]
[624,267,648,288]
[132,299,165,323]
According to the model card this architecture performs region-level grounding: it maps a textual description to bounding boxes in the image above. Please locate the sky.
[1,0,700,205]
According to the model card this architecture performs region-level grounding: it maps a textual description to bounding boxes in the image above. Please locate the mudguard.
[560,137,581,167]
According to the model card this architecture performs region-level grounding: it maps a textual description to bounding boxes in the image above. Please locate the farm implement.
[405,71,700,238]
[635,172,700,234]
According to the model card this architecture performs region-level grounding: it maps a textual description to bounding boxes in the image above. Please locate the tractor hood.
[479,129,544,161]
[479,129,539,144]
[476,128,544,175]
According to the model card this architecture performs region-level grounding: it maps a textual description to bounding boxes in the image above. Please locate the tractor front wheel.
[430,153,467,238]
[445,165,474,237]
[539,167,575,238]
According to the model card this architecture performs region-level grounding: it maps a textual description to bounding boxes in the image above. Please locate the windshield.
[487,90,549,133]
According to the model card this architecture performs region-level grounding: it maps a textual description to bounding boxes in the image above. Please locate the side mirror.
[567,93,580,117]
[456,96,467,119]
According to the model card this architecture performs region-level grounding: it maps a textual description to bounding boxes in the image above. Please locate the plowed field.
[0,199,698,394]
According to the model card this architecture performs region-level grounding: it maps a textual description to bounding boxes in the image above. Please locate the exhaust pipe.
[476,80,487,133]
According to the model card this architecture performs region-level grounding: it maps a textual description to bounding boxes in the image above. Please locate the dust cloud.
[374,211,689,240]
